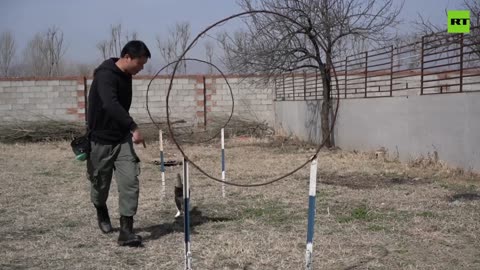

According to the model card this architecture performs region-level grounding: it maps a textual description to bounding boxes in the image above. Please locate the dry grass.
[0,120,85,143]
[1,137,479,270]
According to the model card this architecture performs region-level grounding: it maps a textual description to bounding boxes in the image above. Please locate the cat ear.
[176,173,183,187]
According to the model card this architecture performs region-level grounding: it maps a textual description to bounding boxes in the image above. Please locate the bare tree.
[143,62,155,75]
[96,40,110,60]
[413,0,479,67]
[415,0,478,34]
[156,35,174,73]
[465,0,479,26]
[23,34,43,76]
[205,41,215,74]
[97,23,139,59]
[220,0,403,147]
[75,63,96,76]
[0,31,16,77]
[44,27,66,76]
[391,33,423,70]
[110,23,123,57]
[463,0,480,60]
[156,22,191,74]
[23,26,66,77]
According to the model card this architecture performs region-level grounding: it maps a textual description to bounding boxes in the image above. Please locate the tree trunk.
[321,67,333,148]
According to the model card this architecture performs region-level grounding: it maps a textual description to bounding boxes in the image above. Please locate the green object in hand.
[71,134,90,162]
[76,152,88,161]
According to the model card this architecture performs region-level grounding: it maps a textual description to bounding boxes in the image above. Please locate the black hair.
[121,40,151,59]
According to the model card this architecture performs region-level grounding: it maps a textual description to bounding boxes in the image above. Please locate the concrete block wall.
[291,71,480,99]
[87,75,275,126]
[115,75,275,126]
[96,76,200,125]
[0,75,275,126]
[1,72,477,125]
[207,76,274,125]
[0,77,85,122]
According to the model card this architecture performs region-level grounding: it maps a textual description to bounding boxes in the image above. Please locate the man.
[86,40,150,247]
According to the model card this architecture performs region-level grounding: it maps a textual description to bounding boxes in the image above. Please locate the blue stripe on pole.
[184,198,190,243]
[160,151,165,172]
[221,149,225,171]
[306,195,316,243]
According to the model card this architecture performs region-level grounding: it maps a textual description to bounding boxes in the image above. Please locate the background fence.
[0,75,275,126]
[275,27,480,100]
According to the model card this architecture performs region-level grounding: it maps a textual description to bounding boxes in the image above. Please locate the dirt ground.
[0,136,479,270]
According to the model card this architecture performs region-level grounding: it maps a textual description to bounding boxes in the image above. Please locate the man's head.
[117,40,151,75]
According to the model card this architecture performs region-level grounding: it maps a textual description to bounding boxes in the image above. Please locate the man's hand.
[132,128,145,147]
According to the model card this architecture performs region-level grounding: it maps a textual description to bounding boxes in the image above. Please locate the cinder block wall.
[0,75,275,126]
[0,77,85,122]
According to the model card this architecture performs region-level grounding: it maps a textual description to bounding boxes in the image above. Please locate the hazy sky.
[0,0,466,69]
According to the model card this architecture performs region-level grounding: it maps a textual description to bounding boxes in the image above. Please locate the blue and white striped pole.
[305,158,318,270]
[183,158,192,270]
[159,130,165,196]
[221,128,226,198]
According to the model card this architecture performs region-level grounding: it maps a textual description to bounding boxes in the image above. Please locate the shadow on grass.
[448,192,480,202]
[319,172,431,190]
[138,207,233,241]
[342,245,389,270]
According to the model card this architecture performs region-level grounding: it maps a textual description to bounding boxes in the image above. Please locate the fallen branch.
[0,117,85,143]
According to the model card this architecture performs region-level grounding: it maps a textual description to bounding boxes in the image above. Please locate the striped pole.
[159,130,165,196]
[221,128,226,198]
[305,158,318,270]
[183,158,192,270]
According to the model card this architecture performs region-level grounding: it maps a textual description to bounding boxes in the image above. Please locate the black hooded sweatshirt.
[87,58,138,144]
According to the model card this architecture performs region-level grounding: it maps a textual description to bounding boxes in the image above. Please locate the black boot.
[118,216,142,247]
[95,205,112,234]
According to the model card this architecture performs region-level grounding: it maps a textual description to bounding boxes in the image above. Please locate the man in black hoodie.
[87,40,150,247]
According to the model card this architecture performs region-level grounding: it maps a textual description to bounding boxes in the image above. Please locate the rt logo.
[448,10,470,33]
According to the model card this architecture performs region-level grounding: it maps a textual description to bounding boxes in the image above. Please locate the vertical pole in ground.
[183,158,192,270]
[305,158,318,270]
[159,130,165,197]
[221,128,226,198]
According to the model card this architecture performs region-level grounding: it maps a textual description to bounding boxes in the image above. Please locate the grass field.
[1,137,479,269]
